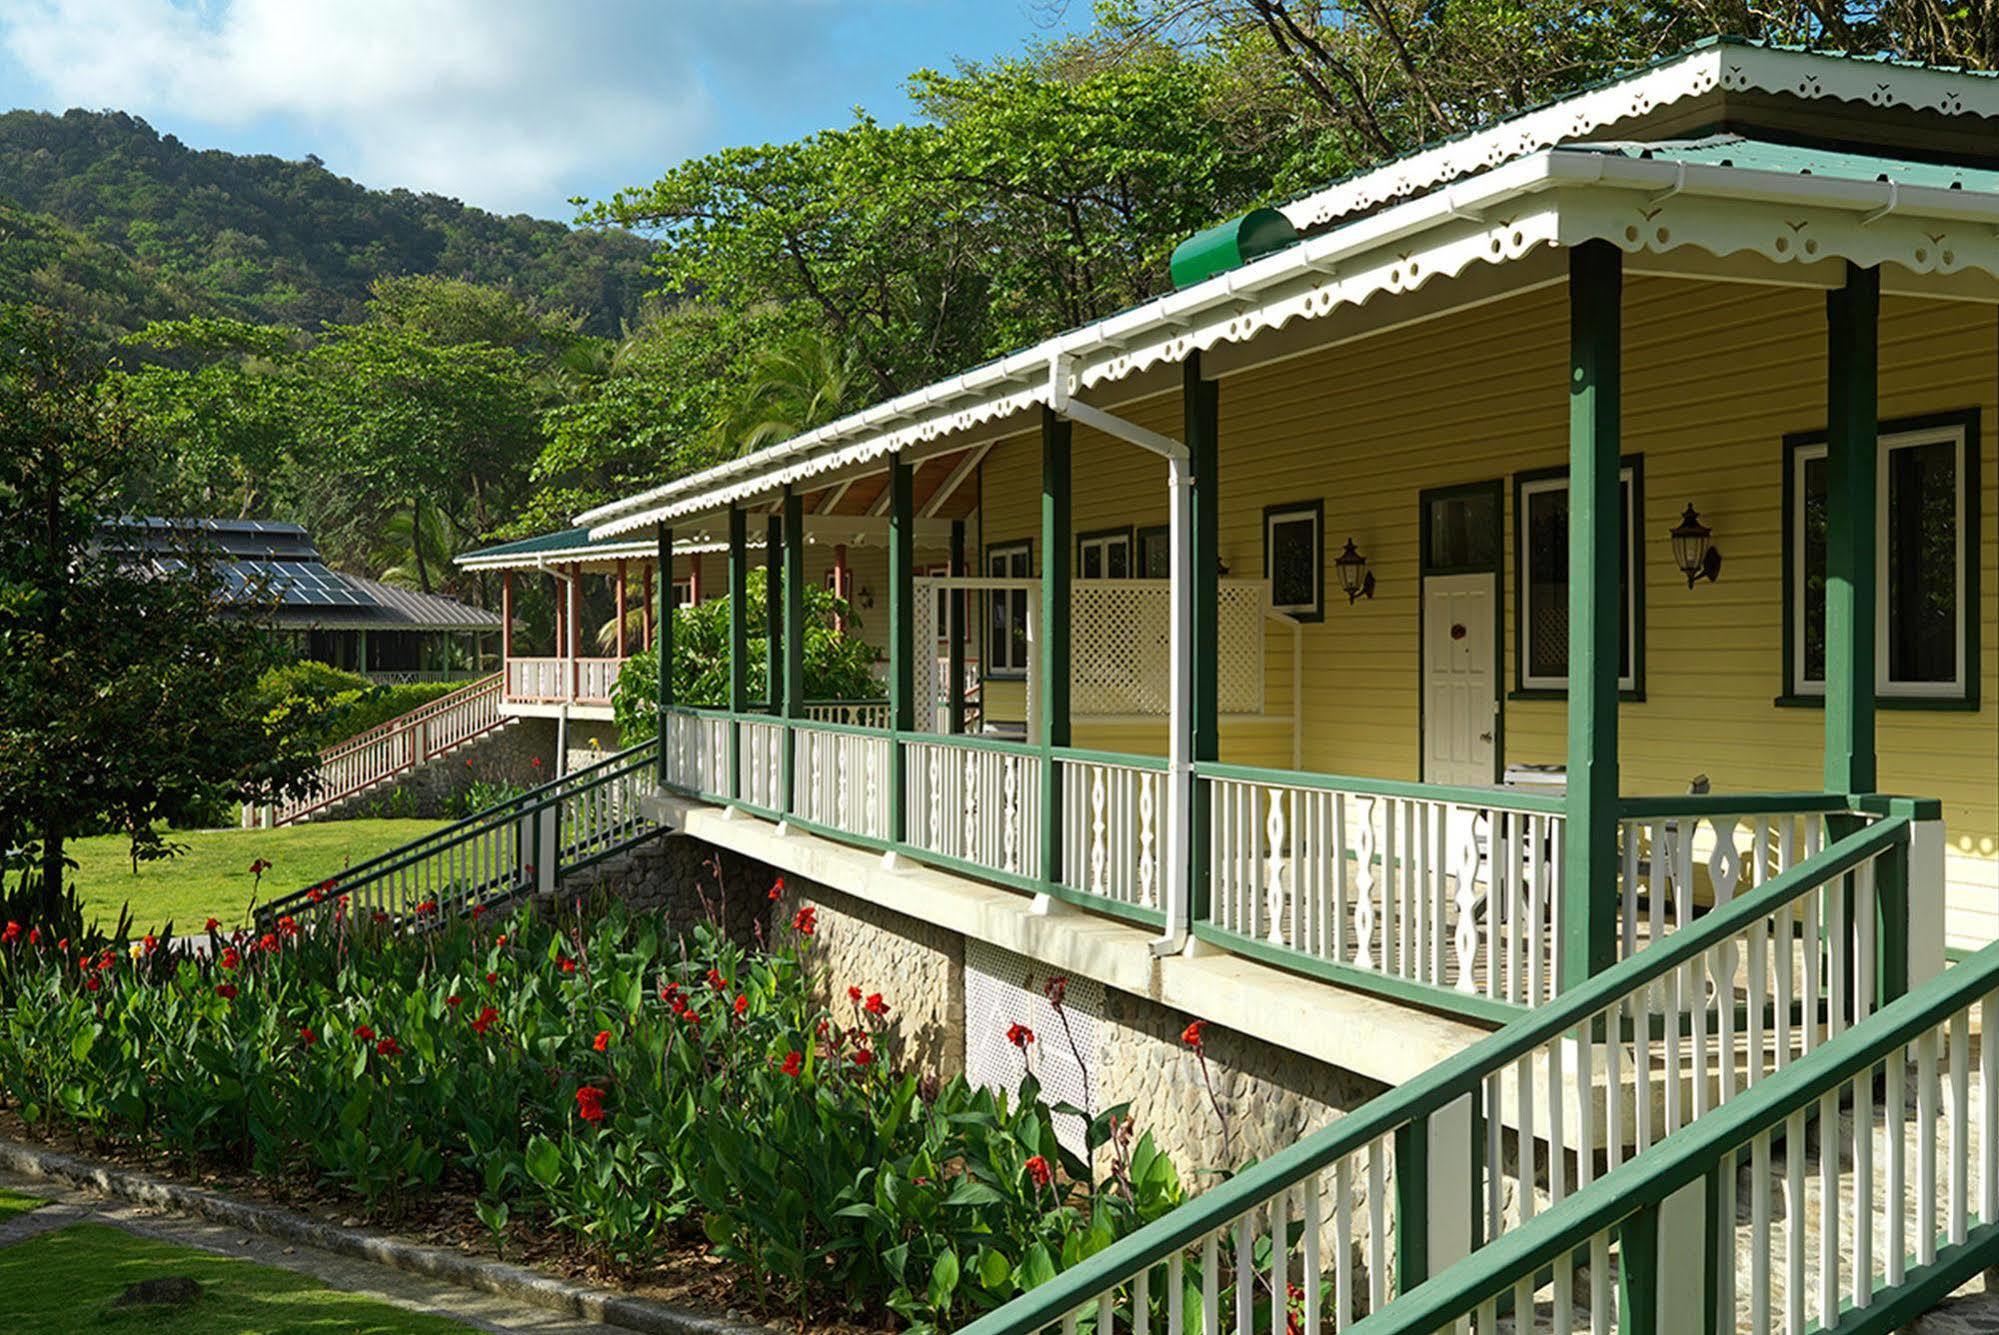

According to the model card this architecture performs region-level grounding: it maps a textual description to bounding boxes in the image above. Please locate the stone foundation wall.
[560,831,768,947]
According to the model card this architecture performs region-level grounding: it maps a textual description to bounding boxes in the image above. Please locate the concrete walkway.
[0,1169,628,1334]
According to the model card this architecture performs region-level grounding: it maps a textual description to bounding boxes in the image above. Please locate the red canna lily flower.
[1026,1154,1052,1187]
[732,994,748,1017]
[1,922,20,945]
[277,916,299,938]
[258,933,279,954]
[307,887,324,904]
[248,858,272,877]
[1006,1022,1035,1049]
[25,927,37,947]
[203,918,220,934]
[141,934,158,955]
[214,983,237,999]
[1181,1020,1206,1051]
[791,906,816,935]
[375,1036,402,1058]
[447,995,462,1009]
[863,993,888,1016]
[354,1024,375,1041]
[299,1026,317,1046]
[852,1048,874,1066]
[83,976,101,993]
[767,875,785,902]
[574,1085,605,1122]
[471,1006,499,1035]
[471,904,485,919]
[847,985,863,1003]
[558,957,577,975]
[780,1050,803,1077]
[486,971,499,984]
[416,900,437,916]
[219,947,241,970]
[707,968,726,991]
[592,1029,611,1052]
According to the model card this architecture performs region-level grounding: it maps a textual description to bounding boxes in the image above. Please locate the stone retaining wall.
[337,717,558,821]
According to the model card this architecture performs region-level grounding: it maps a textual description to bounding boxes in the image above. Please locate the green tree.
[0,306,320,921]
[706,324,864,457]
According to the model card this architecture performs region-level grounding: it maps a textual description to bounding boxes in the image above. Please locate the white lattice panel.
[963,939,1100,1158]
[1071,578,1265,716]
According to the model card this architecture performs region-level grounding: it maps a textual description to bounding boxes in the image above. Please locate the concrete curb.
[0,1137,771,1335]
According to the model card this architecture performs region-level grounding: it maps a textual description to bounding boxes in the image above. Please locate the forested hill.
[0,108,653,336]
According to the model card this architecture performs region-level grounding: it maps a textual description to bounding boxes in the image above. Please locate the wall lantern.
[1670,503,1722,588]
[1335,538,1375,603]
[857,584,875,609]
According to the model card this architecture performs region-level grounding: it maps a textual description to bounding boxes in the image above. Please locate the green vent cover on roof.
[1169,207,1300,290]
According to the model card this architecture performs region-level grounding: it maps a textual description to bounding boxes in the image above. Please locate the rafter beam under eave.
[919,442,991,518]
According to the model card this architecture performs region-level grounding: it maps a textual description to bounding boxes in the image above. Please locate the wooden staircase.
[244,673,510,828]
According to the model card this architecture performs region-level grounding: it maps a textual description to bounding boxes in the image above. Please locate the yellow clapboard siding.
[976,274,1999,948]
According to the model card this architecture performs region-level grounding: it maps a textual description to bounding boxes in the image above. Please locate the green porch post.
[1562,240,1623,988]
[782,488,806,815]
[1040,407,1072,885]
[727,506,749,799]
[1186,356,1220,925]
[764,514,783,711]
[1824,262,1880,796]
[948,519,967,734]
[656,524,673,786]
[888,456,915,841]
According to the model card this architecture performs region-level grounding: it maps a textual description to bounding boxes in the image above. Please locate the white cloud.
[0,0,834,215]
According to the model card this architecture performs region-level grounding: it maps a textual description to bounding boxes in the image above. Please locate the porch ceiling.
[583,124,1999,540]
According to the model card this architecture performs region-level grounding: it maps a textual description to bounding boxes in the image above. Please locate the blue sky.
[0,1,1083,220]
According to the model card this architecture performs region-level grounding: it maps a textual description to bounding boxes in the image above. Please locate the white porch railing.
[902,734,1043,881]
[1055,751,1166,917]
[662,709,730,798]
[251,673,505,827]
[1616,801,1838,962]
[792,721,893,840]
[504,656,625,705]
[739,716,786,813]
[1196,763,1568,1009]
[801,699,891,728]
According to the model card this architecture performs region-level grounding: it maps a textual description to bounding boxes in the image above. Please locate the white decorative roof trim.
[1281,43,1999,232]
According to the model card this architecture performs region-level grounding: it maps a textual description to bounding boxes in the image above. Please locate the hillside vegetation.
[0,108,652,335]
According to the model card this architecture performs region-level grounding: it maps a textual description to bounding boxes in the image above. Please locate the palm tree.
[708,327,862,458]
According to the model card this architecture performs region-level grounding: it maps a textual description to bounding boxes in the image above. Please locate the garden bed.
[0,879,1197,1331]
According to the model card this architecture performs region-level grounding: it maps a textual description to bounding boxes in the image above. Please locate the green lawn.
[0,1188,45,1222]
[68,821,446,935]
[0,1222,469,1332]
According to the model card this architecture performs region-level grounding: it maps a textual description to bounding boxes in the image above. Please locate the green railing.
[257,737,662,929]
[955,814,1917,1333]
[1354,934,1999,1334]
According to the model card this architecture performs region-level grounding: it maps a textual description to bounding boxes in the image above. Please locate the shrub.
[252,662,464,751]
[0,888,1191,1327]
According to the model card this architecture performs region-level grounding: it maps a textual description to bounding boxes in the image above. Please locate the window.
[1137,525,1170,578]
[671,577,696,607]
[1264,501,1324,620]
[1786,416,1976,702]
[986,541,1032,676]
[1515,463,1641,693]
[1424,486,1501,574]
[1078,528,1132,579]
[921,562,953,651]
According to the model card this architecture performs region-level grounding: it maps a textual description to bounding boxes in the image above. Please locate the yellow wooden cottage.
[418,40,1999,1327]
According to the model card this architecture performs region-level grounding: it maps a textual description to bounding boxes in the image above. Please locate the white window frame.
[1517,467,1637,692]
[1264,503,1323,620]
[1789,423,1968,700]
[986,541,1032,677]
[1078,530,1132,581]
[671,577,696,607]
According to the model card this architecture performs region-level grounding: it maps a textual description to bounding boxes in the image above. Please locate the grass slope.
[68,821,446,934]
[0,1188,45,1222]
[0,1222,468,1332]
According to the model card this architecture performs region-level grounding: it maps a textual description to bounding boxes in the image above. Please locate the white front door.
[1423,573,1498,785]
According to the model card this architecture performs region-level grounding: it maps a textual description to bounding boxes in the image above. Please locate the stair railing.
[957,810,1923,1334]
[1354,934,1999,1335]
[256,737,661,929]
[251,672,506,827]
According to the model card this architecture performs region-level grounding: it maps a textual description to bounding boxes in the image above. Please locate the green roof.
[457,526,646,565]
[1568,134,1999,192]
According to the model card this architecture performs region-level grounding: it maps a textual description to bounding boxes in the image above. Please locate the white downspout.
[1047,356,1194,957]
